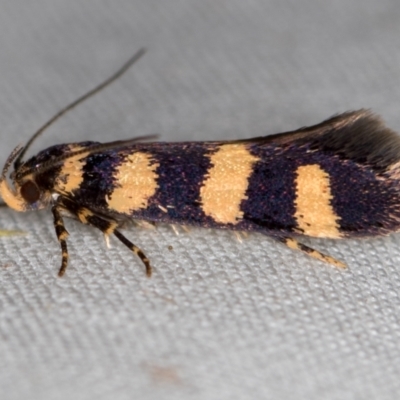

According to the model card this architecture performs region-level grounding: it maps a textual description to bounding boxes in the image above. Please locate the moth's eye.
[20,180,41,204]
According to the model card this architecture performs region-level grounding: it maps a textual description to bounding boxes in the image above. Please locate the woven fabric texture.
[1,1,400,399]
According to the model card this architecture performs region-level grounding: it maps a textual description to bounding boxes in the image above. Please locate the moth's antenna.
[19,135,159,179]
[14,47,147,170]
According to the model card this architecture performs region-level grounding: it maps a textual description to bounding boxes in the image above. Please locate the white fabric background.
[1,1,400,399]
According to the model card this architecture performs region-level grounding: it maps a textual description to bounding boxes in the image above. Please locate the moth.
[2,48,400,276]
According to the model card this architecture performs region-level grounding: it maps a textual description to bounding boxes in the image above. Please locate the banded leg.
[79,212,152,277]
[277,237,346,269]
[51,205,70,277]
[114,229,152,277]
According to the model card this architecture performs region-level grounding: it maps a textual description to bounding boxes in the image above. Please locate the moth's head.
[0,145,53,212]
[1,137,156,213]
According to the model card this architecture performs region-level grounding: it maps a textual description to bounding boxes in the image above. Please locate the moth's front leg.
[51,205,70,277]
[52,195,152,277]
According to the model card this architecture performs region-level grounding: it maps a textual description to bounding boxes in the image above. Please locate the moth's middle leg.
[75,208,152,277]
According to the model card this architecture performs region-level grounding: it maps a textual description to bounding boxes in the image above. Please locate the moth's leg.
[277,237,346,269]
[0,230,26,237]
[76,210,152,277]
[114,229,152,277]
[51,205,70,277]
